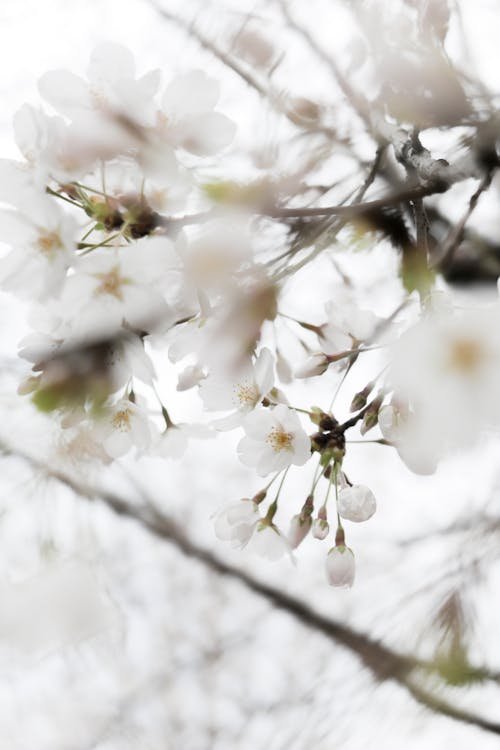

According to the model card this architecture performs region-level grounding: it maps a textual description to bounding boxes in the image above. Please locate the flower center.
[266,427,293,452]
[93,266,129,299]
[37,231,63,258]
[447,337,484,374]
[234,381,259,408]
[112,408,132,432]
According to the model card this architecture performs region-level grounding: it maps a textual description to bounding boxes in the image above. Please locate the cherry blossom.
[320,294,379,354]
[388,306,500,463]
[38,42,161,127]
[154,423,212,459]
[238,404,311,476]
[246,520,291,561]
[99,398,152,459]
[214,499,260,548]
[58,236,179,338]
[0,193,75,300]
[158,70,236,156]
[199,347,274,429]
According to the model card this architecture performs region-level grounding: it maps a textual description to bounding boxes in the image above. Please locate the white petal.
[103,430,131,459]
[38,70,91,117]
[162,70,220,117]
[174,112,236,156]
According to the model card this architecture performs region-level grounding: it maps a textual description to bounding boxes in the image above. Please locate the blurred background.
[0,1,500,748]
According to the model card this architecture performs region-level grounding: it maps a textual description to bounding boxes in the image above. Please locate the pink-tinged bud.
[337,485,376,523]
[312,518,329,540]
[325,546,355,588]
[288,514,312,549]
[294,353,329,378]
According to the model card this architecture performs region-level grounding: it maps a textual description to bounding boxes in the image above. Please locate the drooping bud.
[288,494,314,548]
[312,517,330,540]
[337,485,377,523]
[325,546,355,588]
[288,513,312,549]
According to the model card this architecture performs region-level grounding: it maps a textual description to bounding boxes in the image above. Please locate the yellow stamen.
[93,266,129,300]
[266,427,293,452]
[447,338,484,374]
[112,408,132,432]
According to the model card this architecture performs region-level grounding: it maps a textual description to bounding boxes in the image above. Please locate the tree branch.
[2,440,500,736]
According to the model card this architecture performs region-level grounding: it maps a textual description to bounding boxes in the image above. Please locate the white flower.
[159,70,236,156]
[214,499,290,560]
[378,402,440,475]
[247,521,291,561]
[38,42,161,128]
[154,423,212,459]
[337,485,377,523]
[214,499,259,547]
[199,348,274,430]
[59,236,178,338]
[388,306,500,465]
[320,294,379,354]
[325,546,355,588]
[100,398,152,458]
[179,220,253,292]
[13,103,134,183]
[238,404,311,476]
[0,193,75,300]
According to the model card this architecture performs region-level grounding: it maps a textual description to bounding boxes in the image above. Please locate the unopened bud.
[288,513,312,549]
[337,485,376,522]
[312,517,330,540]
[350,382,374,412]
[325,545,355,588]
[252,490,267,504]
[360,395,383,435]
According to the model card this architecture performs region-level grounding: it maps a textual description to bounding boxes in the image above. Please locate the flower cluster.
[5,44,500,589]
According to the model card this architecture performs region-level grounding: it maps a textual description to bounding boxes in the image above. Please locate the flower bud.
[337,485,376,522]
[325,546,355,588]
[288,513,312,548]
[350,382,373,412]
[360,395,383,435]
[312,517,330,540]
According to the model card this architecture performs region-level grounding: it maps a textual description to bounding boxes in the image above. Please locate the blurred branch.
[148,0,342,141]
[433,170,495,271]
[2,440,500,736]
[276,0,372,128]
